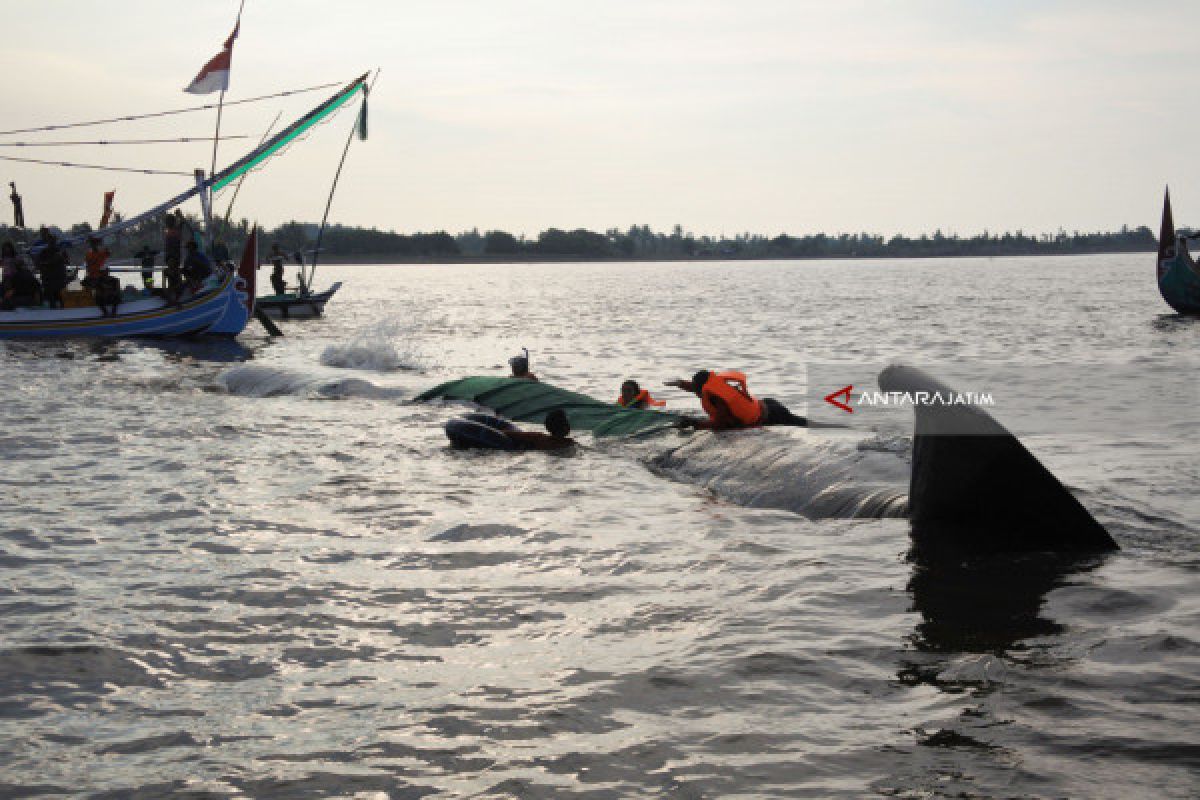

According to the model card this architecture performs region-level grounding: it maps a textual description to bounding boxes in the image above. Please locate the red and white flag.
[184,20,239,95]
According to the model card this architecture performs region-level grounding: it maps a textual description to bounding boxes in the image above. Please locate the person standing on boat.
[163,211,183,272]
[183,240,213,292]
[94,271,121,318]
[212,240,230,268]
[1,243,42,310]
[1,241,19,285]
[0,241,37,310]
[268,243,287,295]
[34,228,67,309]
[136,245,156,291]
[82,237,111,290]
[292,249,309,296]
[162,259,184,308]
[666,370,807,429]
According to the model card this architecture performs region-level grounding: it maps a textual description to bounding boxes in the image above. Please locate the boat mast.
[61,74,369,249]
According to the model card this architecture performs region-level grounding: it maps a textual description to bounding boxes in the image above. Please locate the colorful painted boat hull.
[0,270,252,339]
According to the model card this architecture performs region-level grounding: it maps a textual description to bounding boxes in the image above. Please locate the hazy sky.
[3,0,1198,237]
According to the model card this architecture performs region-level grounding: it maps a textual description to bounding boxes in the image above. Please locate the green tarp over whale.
[415,377,683,437]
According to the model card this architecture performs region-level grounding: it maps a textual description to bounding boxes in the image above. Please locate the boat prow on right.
[1156,187,1200,314]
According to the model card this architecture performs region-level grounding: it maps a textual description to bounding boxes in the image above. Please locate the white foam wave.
[320,319,424,372]
[218,365,405,401]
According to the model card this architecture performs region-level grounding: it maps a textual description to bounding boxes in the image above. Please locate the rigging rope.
[0,154,191,176]
[0,81,340,136]
[308,70,378,289]
[0,135,254,147]
[221,111,283,229]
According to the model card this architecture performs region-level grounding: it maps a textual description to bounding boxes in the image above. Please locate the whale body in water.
[653,365,1118,553]
[418,367,1117,552]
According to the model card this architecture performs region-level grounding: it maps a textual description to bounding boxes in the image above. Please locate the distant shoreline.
[2,220,1158,264]
[309,247,1156,266]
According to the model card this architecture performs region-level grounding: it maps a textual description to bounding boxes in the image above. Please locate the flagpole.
[206,0,243,252]
[206,90,224,251]
[209,90,225,182]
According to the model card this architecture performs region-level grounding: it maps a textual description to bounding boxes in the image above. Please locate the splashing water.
[320,318,425,372]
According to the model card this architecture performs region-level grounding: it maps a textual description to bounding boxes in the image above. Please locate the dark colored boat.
[255,282,342,319]
[1156,188,1200,314]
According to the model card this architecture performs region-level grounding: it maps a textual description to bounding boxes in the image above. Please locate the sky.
[2,0,1199,238]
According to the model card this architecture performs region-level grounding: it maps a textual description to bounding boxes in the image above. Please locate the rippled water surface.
[1,256,1198,798]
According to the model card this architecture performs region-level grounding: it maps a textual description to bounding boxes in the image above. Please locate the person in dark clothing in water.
[667,369,807,430]
[505,409,576,450]
[509,348,538,381]
[268,243,287,295]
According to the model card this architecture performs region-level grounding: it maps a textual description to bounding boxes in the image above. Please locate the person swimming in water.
[616,379,665,409]
[506,409,576,450]
[666,370,807,430]
[446,408,576,451]
[509,348,538,381]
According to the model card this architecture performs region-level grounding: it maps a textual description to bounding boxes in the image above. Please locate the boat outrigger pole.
[308,69,377,293]
[61,72,370,249]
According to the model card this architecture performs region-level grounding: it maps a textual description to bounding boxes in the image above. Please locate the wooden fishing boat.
[0,74,369,339]
[256,281,342,319]
[0,232,257,339]
[1157,188,1200,314]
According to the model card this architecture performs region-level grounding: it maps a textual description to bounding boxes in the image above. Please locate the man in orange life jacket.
[666,370,807,430]
[617,379,665,409]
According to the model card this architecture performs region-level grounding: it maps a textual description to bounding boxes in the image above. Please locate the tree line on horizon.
[0,216,1158,261]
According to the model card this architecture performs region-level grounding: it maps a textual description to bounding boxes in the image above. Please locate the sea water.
[0,256,1197,798]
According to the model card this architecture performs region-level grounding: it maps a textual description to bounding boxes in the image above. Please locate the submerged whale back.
[653,429,910,519]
